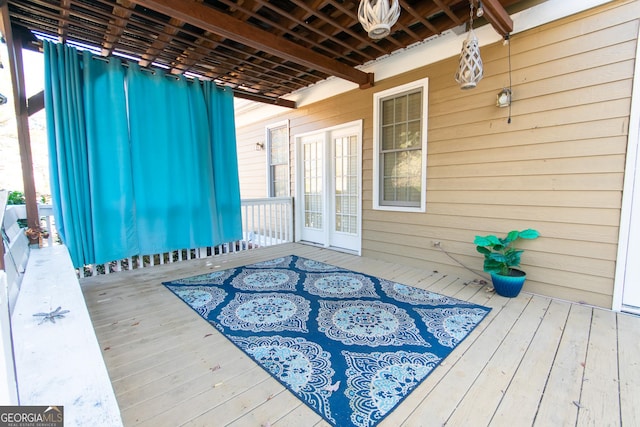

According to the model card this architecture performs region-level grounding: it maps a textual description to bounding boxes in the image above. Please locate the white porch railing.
[3,197,294,278]
[1,192,123,422]
[77,197,294,278]
[1,203,56,248]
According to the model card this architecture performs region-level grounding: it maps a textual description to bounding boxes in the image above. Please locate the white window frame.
[372,78,429,212]
[266,119,290,197]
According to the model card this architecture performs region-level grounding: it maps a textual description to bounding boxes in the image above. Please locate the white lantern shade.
[455,29,484,89]
[358,0,401,39]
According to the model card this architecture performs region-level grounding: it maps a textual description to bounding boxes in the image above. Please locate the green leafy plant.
[474,229,540,276]
[7,190,26,205]
[6,191,28,228]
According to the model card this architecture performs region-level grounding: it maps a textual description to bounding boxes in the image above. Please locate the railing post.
[288,198,294,242]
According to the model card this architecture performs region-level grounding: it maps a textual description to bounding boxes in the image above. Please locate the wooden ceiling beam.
[27,90,44,116]
[131,0,374,88]
[233,90,296,108]
[481,0,514,36]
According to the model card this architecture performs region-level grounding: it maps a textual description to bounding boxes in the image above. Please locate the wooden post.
[0,2,41,245]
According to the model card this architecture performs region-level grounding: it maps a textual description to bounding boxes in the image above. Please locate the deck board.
[445,296,554,426]
[80,243,640,426]
[534,303,591,426]
[577,308,620,425]
[618,312,640,426]
[491,299,572,426]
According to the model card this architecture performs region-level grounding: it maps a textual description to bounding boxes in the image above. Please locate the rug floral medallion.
[163,255,491,427]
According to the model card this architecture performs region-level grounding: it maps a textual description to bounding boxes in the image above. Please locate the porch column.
[0,2,41,245]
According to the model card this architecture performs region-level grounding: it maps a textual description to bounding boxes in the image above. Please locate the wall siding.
[235,0,639,308]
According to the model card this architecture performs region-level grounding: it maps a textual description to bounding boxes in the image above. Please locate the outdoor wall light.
[357,0,401,39]
[496,88,511,108]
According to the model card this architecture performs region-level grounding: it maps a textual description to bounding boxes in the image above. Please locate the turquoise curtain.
[127,66,218,254]
[83,52,139,263]
[44,42,137,267]
[44,42,242,267]
[203,80,242,244]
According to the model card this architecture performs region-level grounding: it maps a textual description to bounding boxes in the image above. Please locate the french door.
[296,121,362,254]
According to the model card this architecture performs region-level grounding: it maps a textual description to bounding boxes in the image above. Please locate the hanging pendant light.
[455,1,484,89]
[358,0,401,39]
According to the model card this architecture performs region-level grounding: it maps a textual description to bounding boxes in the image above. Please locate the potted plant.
[473,228,540,297]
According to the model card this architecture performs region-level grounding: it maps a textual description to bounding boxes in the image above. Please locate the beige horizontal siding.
[428,189,622,209]
[428,118,630,154]
[425,173,624,191]
[235,0,640,308]
[237,125,268,197]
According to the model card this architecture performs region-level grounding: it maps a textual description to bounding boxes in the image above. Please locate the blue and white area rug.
[163,255,491,427]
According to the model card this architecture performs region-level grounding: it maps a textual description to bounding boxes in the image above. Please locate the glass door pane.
[334,135,358,235]
[303,139,323,230]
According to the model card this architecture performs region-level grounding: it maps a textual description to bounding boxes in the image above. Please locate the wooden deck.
[80,243,640,427]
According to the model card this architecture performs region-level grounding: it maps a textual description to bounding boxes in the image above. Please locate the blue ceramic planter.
[491,270,527,298]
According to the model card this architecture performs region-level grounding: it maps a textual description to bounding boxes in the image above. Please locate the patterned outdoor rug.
[163,255,491,427]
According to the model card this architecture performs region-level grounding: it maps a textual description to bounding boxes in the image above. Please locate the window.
[373,78,428,212]
[266,120,290,197]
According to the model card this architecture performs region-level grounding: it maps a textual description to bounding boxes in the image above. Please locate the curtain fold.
[44,41,136,267]
[43,41,88,267]
[83,52,139,262]
[44,42,242,267]
[203,81,243,244]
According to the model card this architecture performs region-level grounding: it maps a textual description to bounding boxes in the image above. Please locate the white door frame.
[612,25,640,313]
[295,120,362,255]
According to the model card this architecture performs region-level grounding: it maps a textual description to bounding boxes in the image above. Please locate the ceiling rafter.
[131,0,374,89]
[137,14,188,68]
[322,0,416,51]
[399,0,440,34]
[18,0,316,94]
[12,0,307,99]
[58,0,71,42]
[210,0,323,90]
[222,0,373,90]
[240,0,375,65]
[101,0,134,56]
[96,0,318,91]
[215,0,364,67]
[7,0,522,106]
[288,0,402,51]
[432,0,463,26]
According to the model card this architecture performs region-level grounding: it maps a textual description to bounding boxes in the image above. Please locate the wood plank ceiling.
[6,0,523,107]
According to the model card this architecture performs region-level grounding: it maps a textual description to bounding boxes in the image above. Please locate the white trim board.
[612,17,640,312]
